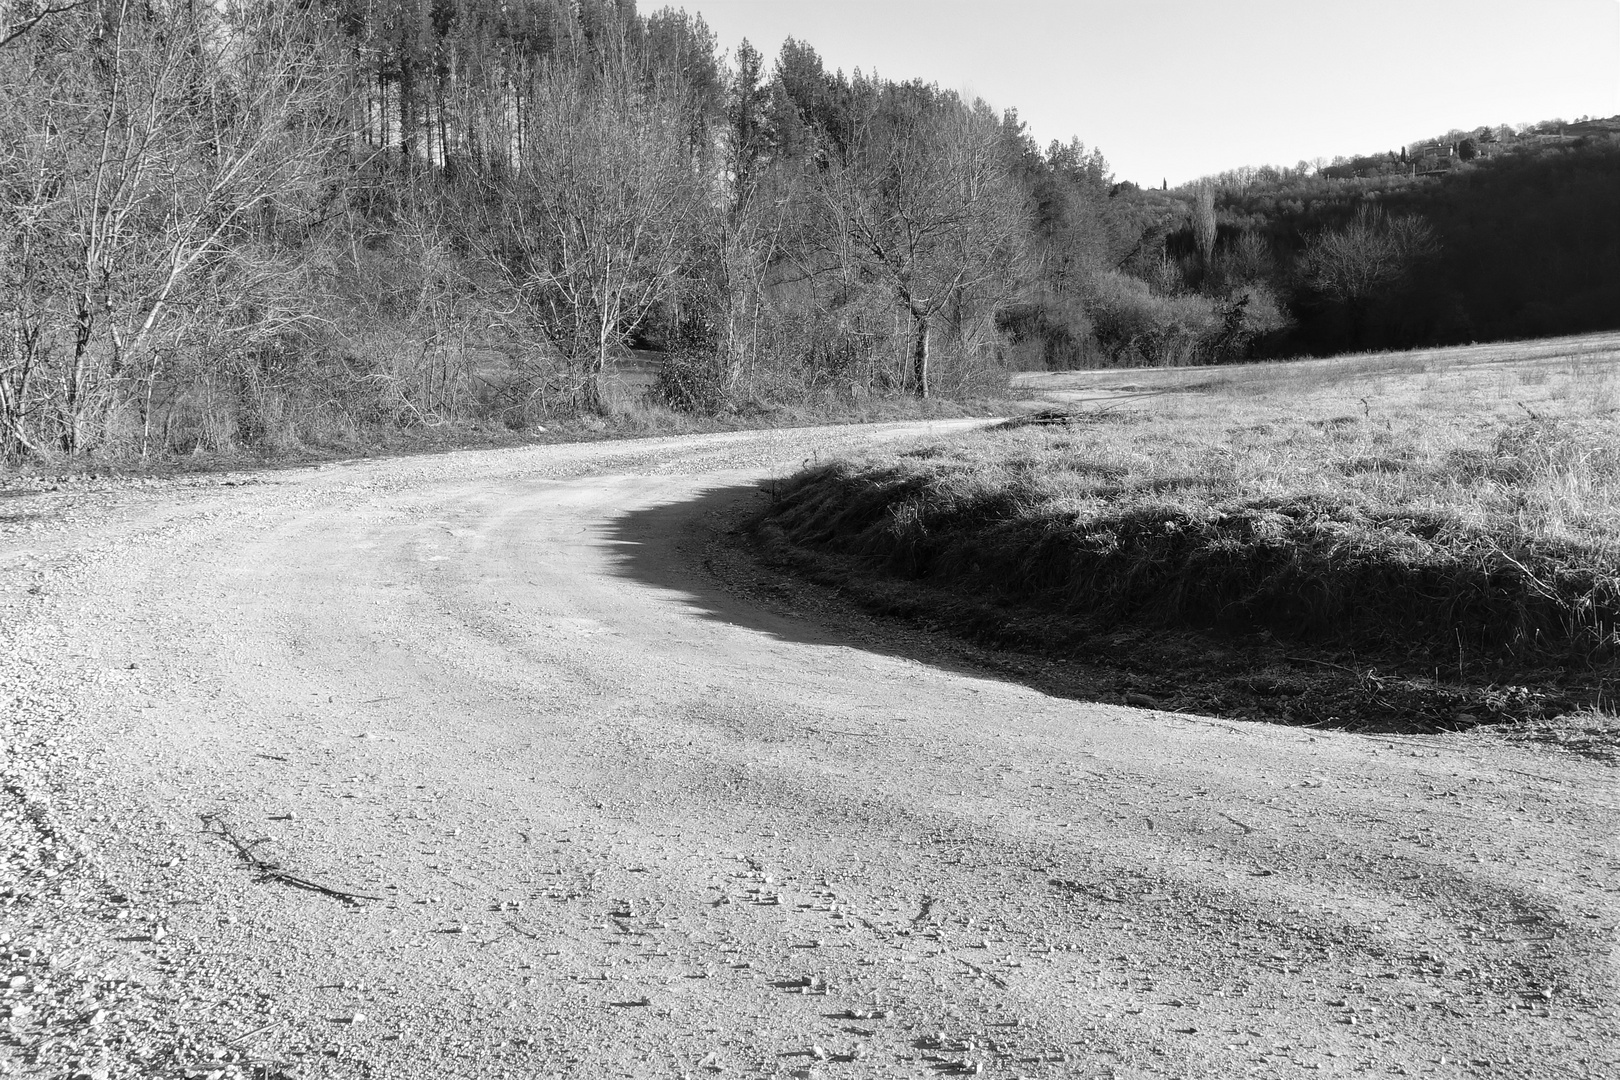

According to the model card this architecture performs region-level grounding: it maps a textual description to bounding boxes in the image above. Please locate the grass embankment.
[758,333,1620,731]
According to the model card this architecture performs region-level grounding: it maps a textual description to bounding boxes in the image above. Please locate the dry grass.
[1013,330,1620,549]
[761,331,1620,676]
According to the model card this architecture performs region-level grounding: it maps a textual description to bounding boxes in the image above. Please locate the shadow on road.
[599,480,1047,692]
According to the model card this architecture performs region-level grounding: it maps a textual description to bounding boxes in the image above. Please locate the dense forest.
[1,0,1616,460]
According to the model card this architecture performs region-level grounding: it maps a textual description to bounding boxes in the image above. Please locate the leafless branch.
[201,812,383,905]
[0,0,89,50]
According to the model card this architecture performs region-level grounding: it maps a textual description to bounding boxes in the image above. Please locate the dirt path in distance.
[0,420,1614,1079]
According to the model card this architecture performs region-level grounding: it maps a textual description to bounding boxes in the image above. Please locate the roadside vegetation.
[2,1,1616,468]
[758,334,1620,732]
[0,0,1037,466]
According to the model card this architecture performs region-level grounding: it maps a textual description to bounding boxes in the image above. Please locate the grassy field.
[758,331,1620,732]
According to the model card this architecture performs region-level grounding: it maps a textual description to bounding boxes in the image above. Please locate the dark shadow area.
[599,481,1015,687]
[600,482,1601,742]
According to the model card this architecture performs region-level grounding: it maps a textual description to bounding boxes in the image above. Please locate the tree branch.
[0,0,90,50]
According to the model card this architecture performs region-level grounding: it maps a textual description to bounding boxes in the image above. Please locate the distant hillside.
[1096,117,1620,361]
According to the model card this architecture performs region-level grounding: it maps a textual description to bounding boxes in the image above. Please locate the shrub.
[996,291,1103,370]
[1084,271,1223,366]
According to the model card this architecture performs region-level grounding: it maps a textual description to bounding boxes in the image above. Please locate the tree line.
[2,0,1615,461]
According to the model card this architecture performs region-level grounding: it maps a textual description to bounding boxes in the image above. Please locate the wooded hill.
[1145,118,1620,360]
[1,0,1614,461]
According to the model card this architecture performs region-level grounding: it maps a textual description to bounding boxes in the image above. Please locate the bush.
[996,291,1103,370]
[656,310,735,414]
[1084,271,1222,366]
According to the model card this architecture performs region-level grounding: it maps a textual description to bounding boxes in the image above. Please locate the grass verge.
[756,332,1620,740]
[0,389,1001,483]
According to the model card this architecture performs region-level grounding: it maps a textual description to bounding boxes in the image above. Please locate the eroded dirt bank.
[0,422,1615,1079]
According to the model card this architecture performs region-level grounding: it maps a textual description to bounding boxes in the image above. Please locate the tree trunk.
[2,311,41,459]
[582,311,612,414]
[64,292,97,453]
[911,310,930,398]
[580,357,609,414]
[1347,296,1369,350]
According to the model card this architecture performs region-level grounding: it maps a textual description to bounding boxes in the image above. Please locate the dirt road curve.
[2,422,1616,1079]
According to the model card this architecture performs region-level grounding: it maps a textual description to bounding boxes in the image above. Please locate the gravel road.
[1,421,1616,1079]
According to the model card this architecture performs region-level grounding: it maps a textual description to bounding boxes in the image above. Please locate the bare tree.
[483,70,705,413]
[1191,182,1217,277]
[813,87,1027,397]
[1303,204,1438,343]
[0,0,346,456]
[1221,229,1274,286]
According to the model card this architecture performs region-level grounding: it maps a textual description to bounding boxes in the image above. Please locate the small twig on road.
[910,894,938,927]
[228,1017,286,1046]
[1217,811,1257,835]
[201,812,382,905]
[843,909,882,932]
[952,954,1009,989]
[474,925,517,948]
[507,919,547,940]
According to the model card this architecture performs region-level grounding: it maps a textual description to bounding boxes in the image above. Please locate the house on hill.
[1410,142,1453,160]
[1406,141,1455,176]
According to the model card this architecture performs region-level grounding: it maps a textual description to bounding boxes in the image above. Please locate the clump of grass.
[760,333,1620,673]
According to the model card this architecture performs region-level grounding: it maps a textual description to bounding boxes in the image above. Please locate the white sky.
[689,0,1620,186]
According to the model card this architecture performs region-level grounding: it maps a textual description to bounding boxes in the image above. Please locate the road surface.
[0,421,1614,1079]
